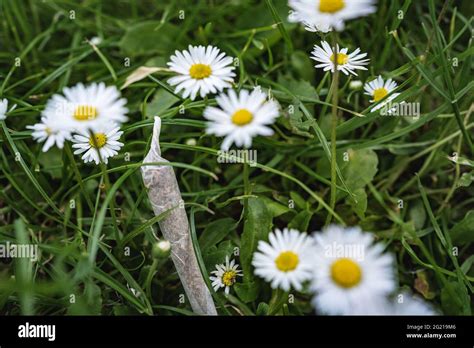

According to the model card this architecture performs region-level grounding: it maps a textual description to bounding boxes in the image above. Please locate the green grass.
[0,0,473,315]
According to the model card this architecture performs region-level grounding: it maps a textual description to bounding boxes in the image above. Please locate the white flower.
[210,256,243,295]
[27,117,72,152]
[288,0,377,32]
[252,228,314,292]
[71,123,124,165]
[167,45,236,100]
[89,36,102,45]
[385,292,438,315]
[349,80,363,90]
[204,88,279,151]
[310,225,396,315]
[356,291,438,315]
[310,41,369,76]
[0,99,8,120]
[0,98,17,120]
[364,75,401,112]
[42,82,128,132]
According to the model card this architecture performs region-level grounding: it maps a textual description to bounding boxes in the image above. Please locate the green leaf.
[450,211,474,244]
[277,75,318,99]
[449,155,474,167]
[234,281,259,303]
[199,218,237,251]
[460,255,474,275]
[287,102,313,138]
[347,188,367,219]
[440,282,471,315]
[147,89,180,117]
[241,197,273,282]
[289,191,307,210]
[288,210,313,232]
[67,280,102,315]
[316,148,378,194]
[73,254,93,281]
[457,171,474,187]
[202,240,235,270]
[291,50,314,81]
[37,147,63,179]
[113,305,140,315]
[119,22,181,56]
[343,149,379,191]
[260,196,291,217]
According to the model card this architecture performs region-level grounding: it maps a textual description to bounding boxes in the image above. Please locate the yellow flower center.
[373,88,388,102]
[222,270,237,287]
[89,133,107,148]
[331,258,362,288]
[231,109,253,126]
[319,0,345,13]
[189,63,212,79]
[275,251,299,272]
[74,105,98,121]
[330,53,349,66]
[45,127,52,135]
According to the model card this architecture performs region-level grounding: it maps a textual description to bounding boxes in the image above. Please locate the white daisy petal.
[310,225,397,315]
[288,0,377,33]
[310,41,370,76]
[70,123,123,165]
[203,88,279,151]
[27,116,72,152]
[363,75,403,113]
[41,82,128,134]
[209,256,242,294]
[167,45,236,100]
[252,228,314,291]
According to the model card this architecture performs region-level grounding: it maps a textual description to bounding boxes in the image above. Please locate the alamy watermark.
[380,101,420,118]
[0,242,38,262]
[217,149,258,167]
[324,242,365,261]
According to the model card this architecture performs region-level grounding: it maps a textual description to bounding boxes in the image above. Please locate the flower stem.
[145,259,159,297]
[268,288,287,315]
[326,31,340,226]
[243,150,250,211]
[99,162,121,243]
[87,129,121,243]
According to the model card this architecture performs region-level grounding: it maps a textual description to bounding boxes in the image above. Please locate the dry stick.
[141,116,217,315]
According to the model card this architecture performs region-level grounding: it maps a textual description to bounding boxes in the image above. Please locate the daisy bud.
[349,80,363,90]
[152,240,171,259]
[185,138,197,146]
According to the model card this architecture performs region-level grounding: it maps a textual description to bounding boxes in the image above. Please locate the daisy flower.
[167,45,236,100]
[252,228,314,292]
[27,117,72,152]
[71,123,124,165]
[363,75,400,112]
[204,87,279,151]
[310,225,396,315]
[310,41,369,76]
[210,256,242,295]
[386,292,437,316]
[288,0,377,32]
[0,98,17,120]
[42,82,128,132]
